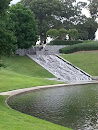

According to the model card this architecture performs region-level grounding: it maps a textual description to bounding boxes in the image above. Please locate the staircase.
[27,54,92,83]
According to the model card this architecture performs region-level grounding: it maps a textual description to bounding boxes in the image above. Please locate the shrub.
[47,29,59,38]
[49,40,83,45]
[59,41,98,54]
[59,28,67,40]
[68,29,78,40]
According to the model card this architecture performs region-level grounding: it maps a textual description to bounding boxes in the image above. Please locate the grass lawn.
[0,56,70,130]
[0,96,70,130]
[61,52,98,76]
[0,56,62,92]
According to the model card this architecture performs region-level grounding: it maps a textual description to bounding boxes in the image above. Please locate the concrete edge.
[0,81,97,100]
[0,81,97,97]
[0,81,97,118]
[1,81,96,130]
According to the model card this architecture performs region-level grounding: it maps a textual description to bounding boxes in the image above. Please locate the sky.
[10,0,98,39]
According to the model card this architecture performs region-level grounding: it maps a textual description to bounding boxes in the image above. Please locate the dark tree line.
[0,0,98,56]
[21,0,98,43]
[0,1,38,56]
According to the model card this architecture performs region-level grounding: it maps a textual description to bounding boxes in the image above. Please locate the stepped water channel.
[27,54,92,83]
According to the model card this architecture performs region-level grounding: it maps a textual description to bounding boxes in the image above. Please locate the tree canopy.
[21,0,63,43]
[88,0,98,20]
[8,3,38,49]
[76,18,98,40]
[68,29,78,40]
[47,29,59,39]
[21,0,87,43]
[59,28,67,40]
[0,0,16,56]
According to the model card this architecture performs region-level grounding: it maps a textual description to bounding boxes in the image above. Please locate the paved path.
[0,81,98,96]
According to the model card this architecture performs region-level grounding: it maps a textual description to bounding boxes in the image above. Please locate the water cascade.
[27,54,92,83]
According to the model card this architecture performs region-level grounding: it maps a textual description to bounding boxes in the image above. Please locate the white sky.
[11,0,98,39]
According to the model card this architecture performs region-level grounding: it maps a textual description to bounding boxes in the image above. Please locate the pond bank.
[0,81,98,97]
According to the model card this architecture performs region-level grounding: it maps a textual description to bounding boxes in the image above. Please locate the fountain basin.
[7,84,98,130]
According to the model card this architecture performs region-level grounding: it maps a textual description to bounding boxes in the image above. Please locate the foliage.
[78,30,88,40]
[68,29,78,40]
[0,0,11,15]
[49,40,83,45]
[47,29,59,39]
[0,0,16,56]
[0,20,16,55]
[62,0,87,29]
[60,41,98,54]
[85,18,98,40]
[59,28,67,40]
[76,18,98,40]
[88,0,98,20]
[21,0,87,43]
[8,3,38,49]
[21,0,62,43]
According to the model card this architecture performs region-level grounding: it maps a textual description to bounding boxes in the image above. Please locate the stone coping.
[0,81,98,97]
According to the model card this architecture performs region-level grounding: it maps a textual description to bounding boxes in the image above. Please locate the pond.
[8,84,98,130]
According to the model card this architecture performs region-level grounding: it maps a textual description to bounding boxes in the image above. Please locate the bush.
[59,41,98,54]
[49,40,83,45]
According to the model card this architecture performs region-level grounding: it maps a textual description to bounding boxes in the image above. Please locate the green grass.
[0,56,71,130]
[61,52,98,76]
[0,69,60,92]
[0,56,62,92]
[0,96,70,130]
[1,56,54,78]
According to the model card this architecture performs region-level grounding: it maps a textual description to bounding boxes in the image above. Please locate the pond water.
[8,84,98,130]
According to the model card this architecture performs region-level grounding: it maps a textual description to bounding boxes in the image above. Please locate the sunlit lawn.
[0,56,71,130]
[61,52,98,76]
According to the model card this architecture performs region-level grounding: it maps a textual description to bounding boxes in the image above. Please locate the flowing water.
[8,84,98,130]
[28,55,92,83]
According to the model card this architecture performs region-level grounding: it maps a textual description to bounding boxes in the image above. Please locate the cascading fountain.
[27,54,92,83]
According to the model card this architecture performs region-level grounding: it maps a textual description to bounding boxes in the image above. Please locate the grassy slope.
[61,52,98,76]
[0,96,70,130]
[1,56,54,78]
[0,56,70,130]
[0,56,61,92]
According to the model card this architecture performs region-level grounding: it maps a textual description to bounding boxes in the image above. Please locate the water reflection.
[8,84,98,130]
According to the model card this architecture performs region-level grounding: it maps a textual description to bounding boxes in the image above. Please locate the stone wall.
[43,45,67,55]
[15,47,39,56]
[15,45,67,56]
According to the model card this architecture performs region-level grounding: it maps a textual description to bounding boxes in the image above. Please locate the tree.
[88,0,98,20]
[0,0,16,56]
[47,29,59,39]
[61,0,87,29]
[77,30,88,40]
[21,0,62,44]
[59,28,67,40]
[84,18,98,40]
[76,18,98,40]
[0,22,16,55]
[21,0,88,43]
[0,0,11,15]
[68,29,78,40]
[8,3,38,49]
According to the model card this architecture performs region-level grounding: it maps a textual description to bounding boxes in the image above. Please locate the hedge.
[49,40,83,45]
[59,41,98,54]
